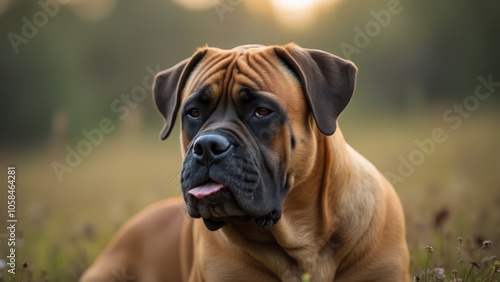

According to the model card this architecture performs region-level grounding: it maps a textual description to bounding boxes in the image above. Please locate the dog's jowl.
[81,44,410,282]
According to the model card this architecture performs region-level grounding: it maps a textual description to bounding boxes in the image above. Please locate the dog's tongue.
[188,182,224,199]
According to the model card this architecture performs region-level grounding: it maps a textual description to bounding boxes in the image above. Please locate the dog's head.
[153,44,357,231]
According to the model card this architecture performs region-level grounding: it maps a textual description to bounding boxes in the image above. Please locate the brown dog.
[81,44,410,281]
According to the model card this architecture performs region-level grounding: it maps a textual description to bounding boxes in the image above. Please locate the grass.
[415,240,499,282]
[0,109,499,281]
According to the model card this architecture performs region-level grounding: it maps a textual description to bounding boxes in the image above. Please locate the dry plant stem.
[481,269,495,282]
[481,262,499,282]
[457,238,466,271]
[452,270,459,282]
[423,255,429,282]
[463,245,485,282]
[424,248,432,282]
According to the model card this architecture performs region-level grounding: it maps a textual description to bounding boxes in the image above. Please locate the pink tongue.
[188,182,224,199]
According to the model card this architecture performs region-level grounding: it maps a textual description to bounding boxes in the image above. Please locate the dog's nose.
[192,134,231,164]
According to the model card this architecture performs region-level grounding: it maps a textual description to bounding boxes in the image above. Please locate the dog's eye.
[255,107,271,118]
[187,109,200,118]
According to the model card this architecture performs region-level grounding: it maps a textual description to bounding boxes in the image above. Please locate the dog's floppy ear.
[153,49,207,140]
[274,44,357,135]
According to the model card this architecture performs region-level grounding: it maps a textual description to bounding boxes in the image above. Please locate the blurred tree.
[1,0,499,147]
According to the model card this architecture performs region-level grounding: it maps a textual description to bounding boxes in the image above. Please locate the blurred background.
[1,0,499,280]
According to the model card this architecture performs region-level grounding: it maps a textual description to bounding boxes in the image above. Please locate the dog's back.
[80,198,189,282]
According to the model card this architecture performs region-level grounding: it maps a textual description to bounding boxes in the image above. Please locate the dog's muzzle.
[181,132,282,231]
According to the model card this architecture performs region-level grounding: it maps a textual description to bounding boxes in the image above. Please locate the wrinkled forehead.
[181,47,302,105]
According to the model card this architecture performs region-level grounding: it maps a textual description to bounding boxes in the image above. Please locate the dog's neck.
[273,128,354,271]
[283,127,353,235]
[219,127,362,278]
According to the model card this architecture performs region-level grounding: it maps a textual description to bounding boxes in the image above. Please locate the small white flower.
[431,268,446,280]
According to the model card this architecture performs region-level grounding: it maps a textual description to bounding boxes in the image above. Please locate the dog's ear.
[153,49,207,140]
[274,44,357,135]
